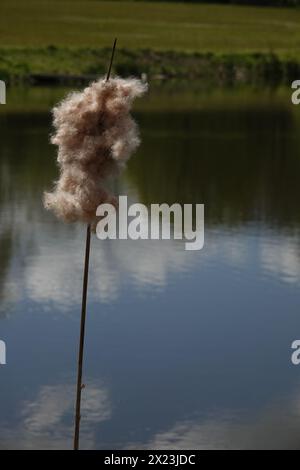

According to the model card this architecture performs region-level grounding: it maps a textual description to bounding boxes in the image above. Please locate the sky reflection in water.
[0,86,300,449]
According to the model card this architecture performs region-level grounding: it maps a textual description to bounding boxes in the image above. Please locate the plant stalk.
[73,38,117,451]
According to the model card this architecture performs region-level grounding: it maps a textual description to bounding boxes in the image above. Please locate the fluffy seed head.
[44,77,147,223]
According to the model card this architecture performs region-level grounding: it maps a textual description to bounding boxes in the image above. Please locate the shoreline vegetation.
[1,1,300,86]
[1,47,300,86]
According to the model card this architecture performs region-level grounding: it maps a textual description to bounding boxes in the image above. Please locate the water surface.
[0,85,300,449]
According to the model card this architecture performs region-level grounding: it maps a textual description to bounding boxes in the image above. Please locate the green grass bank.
[1,1,300,84]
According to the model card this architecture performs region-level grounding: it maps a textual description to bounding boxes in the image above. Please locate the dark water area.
[0,85,300,449]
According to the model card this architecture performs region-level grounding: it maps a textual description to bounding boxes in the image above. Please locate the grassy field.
[1,0,300,83]
[2,0,300,55]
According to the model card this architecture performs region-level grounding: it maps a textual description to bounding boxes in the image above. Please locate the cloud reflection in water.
[0,380,111,450]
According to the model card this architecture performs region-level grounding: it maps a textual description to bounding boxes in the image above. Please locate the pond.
[0,84,300,449]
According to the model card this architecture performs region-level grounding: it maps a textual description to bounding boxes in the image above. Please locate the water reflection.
[1,93,300,309]
[1,86,300,449]
[131,106,300,228]
[129,391,300,450]
[2,226,300,315]
[0,380,111,450]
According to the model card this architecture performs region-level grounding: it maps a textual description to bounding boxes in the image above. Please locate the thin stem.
[106,38,117,81]
[74,223,91,450]
[73,37,117,451]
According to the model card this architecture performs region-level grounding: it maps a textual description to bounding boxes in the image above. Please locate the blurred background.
[1,0,300,450]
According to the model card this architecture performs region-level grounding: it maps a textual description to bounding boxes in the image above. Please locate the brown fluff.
[44,77,147,223]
